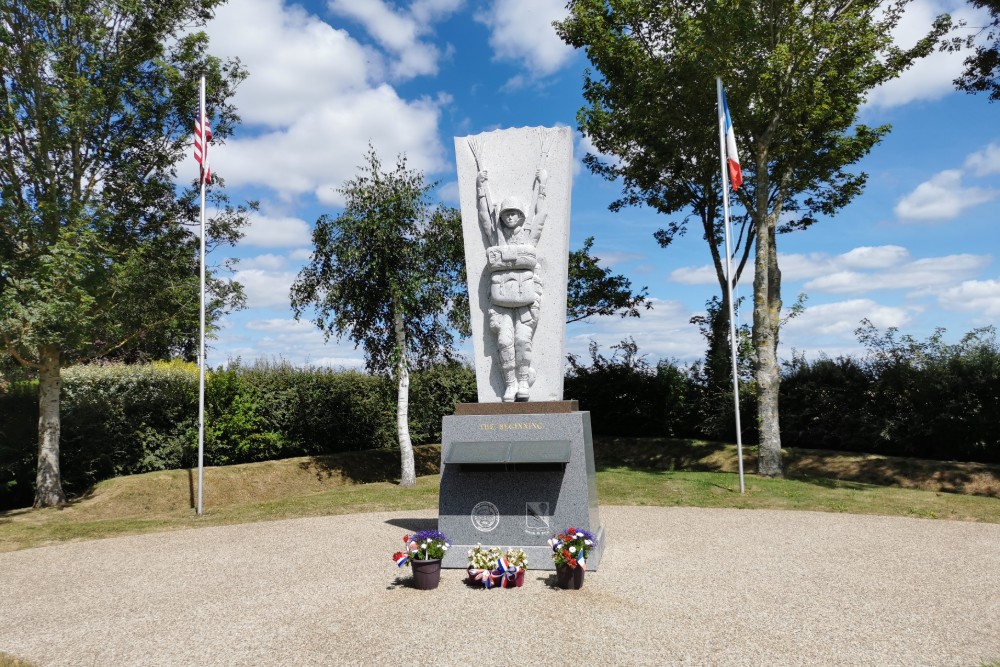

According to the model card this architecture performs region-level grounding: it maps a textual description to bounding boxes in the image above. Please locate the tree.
[0,0,250,507]
[567,236,651,323]
[556,0,947,476]
[951,0,1000,100]
[290,147,465,487]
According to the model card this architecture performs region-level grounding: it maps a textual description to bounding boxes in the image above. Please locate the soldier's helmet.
[498,196,527,226]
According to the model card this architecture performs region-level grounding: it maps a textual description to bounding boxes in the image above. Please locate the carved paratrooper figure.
[469,135,550,401]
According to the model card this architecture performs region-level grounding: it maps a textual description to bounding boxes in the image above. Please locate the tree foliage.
[556,0,948,476]
[0,0,251,506]
[290,147,465,374]
[290,146,465,486]
[781,322,1000,463]
[950,0,1000,100]
[567,236,651,323]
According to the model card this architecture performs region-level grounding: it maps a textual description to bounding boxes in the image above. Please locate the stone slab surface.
[454,126,573,402]
[438,411,602,570]
[453,400,578,415]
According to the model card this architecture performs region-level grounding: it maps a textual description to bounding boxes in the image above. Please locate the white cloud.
[288,248,314,262]
[476,0,575,77]
[783,299,913,338]
[778,246,910,283]
[232,269,299,308]
[804,253,990,294]
[241,212,313,248]
[596,250,647,267]
[939,278,1000,317]
[838,245,911,270]
[217,87,448,204]
[206,0,375,127]
[671,245,989,296]
[238,254,287,271]
[565,298,704,363]
[894,169,997,221]
[670,265,719,285]
[438,180,460,205]
[245,318,317,333]
[327,0,462,79]
[200,0,451,202]
[216,316,367,368]
[865,0,988,109]
[964,142,1000,177]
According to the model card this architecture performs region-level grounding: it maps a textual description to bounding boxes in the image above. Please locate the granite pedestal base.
[438,405,603,571]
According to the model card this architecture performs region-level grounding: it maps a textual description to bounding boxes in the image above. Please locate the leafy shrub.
[564,338,699,437]
[781,323,1000,463]
[0,381,39,509]
[408,360,476,444]
[0,359,474,509]
[780,354,873,452]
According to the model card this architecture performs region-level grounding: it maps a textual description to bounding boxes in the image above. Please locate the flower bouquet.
[392,530,450,590]
[466,544,528,589]
[548,527,597,589]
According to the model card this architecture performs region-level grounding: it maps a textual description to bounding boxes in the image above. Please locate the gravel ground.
[2,506,999,667]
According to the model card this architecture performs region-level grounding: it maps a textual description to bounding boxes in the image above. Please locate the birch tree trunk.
[753,211,783,478]
[34,344,67,507]
[393,304,416,487]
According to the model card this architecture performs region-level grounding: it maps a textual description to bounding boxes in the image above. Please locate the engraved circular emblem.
[471,501,500,533]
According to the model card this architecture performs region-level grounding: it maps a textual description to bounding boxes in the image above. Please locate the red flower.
[568,558,578,569]
[393,551,404,561]
[567,527,577,533]
[403,534,410,543]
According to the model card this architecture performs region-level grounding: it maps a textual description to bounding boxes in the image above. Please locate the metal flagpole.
[197,76,207,516]
[715,77,746,494]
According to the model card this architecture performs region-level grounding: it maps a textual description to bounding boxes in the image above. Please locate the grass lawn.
[2,438,998,554]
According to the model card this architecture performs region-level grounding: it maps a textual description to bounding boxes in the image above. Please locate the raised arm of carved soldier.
[528,168,548,246]
[476,170,495,244]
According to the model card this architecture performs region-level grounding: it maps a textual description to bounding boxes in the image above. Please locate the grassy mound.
[2,439,998,554]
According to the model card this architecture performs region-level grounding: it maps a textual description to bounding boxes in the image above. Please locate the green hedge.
[780,326,1000,463]
[4,325,997,509]
[564,339,700,437]
[0,360,475,509]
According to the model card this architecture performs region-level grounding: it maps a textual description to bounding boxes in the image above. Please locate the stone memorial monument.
[458,126,571,403]
[438,126,604,571]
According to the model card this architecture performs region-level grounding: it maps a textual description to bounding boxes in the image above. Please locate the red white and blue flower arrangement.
[466,544,528,588]
[548,527,597,570]
[392,530,450,567]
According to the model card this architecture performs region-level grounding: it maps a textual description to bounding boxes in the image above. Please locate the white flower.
[442,545,449,550]
[585,539,593,546]
[569,546,577,553]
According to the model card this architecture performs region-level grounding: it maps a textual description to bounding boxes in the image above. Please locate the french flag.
[722,87,743,190]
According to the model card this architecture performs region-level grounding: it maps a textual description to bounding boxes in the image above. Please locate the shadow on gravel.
[386,575,424,590]
[384,517,439,532]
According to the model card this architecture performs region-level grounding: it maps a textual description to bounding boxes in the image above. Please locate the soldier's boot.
[515,366,533,402]
[502,368,518,402]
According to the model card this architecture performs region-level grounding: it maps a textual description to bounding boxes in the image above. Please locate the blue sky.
[185,0,1000,370]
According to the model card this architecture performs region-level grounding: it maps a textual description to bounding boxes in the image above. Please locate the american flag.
[194,109,212,185]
